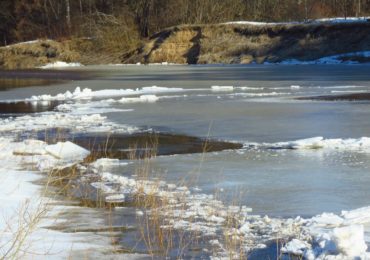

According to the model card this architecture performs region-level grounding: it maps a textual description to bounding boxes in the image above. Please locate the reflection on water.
[0,100,59,114]
[0,78,60,90]
[31,129,242,159]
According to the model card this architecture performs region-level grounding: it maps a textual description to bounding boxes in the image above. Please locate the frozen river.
[2,64,370,258]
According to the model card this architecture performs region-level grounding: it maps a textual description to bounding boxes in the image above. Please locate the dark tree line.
[1,0,370,46]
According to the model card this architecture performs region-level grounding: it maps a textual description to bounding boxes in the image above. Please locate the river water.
[2,64,370,219]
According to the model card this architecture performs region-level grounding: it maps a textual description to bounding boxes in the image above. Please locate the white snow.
[40,61,83,69]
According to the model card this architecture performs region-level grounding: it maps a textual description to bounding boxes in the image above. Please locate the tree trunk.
[65,0,71,31]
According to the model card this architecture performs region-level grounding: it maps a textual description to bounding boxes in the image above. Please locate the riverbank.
[2,18,370,69]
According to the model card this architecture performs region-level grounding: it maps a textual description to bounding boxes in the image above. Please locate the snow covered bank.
[0,137,116,258]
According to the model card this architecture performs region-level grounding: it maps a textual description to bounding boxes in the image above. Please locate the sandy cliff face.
[124,22,370,64]
[2,21,370,69]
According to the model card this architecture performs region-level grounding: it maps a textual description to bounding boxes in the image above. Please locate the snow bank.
[40,61,82,69]
[245,136,370,151]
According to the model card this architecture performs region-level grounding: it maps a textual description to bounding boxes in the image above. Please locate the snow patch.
[40,61,83,69]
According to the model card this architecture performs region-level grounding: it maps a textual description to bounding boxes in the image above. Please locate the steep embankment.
[124,22,370,64]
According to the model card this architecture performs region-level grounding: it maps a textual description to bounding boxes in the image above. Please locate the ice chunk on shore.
[45,141,90,160]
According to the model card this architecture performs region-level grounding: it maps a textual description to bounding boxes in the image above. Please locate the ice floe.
[27,86,186,101]
[45,141,90,160]
[211,86,234,92]
[245,136,370,151]
[0,113,137,134]
[118,94,159,103]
